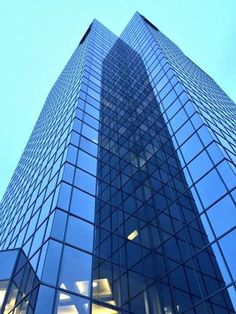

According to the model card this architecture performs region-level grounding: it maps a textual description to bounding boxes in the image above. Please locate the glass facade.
[0,12,235,314]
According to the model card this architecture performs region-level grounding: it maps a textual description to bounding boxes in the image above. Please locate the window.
[181,133,203,163]
[59,246,92,296]
[66,216,94,252]
[219,230,236,278]
[74,169,96,195]
[70,188,95,222]
[188,151,213,182]
[207,196,236,237]
[80,136,98,157]
[77,151,97,176]
[196,169,226,208]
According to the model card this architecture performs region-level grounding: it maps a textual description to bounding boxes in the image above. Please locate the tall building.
[0,12,235,314]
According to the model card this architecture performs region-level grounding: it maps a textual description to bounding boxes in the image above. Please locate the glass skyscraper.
[0,12,235,314]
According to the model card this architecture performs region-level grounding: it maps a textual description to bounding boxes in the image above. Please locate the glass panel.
[42,240,62,285]
[207,196,236,237]
[188,151,213,182]
[77,151,97,176]
[34,285,55,314]
[195,169,226,208]
[66,216,94,252]
[82,124,98,143]
[70,188,95,222]
[59,246,92,296]
[181,133,203,163]
[219,230,236,279]
[217,161,236,190]
[80,136,98,157]
[74,169,96,195]
[57,183,72,211]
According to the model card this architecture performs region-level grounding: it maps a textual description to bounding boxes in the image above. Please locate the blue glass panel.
[85,104,99,119]
[170,108,188,131]
[59,246,92,296]
[34,285,55,314]
[207,143,224,165]
[181,133,203,163]
[197,126,214,147]
[175,120,194,146]
[195,169,227,208]
[217,161,236,190]
[62,163,75,184]
[66,216,94,252]
[77,151,97,176]
[42,240,62,285]
[207,196,236,237]
[57,182,72,211]
[200,214,214,242]
[51,210,67,241]
[66,145,78,165]
[84,113,99,129]
[70,188,95,222]
[0,250,18,279]
[82,124,98,143]
[212,243,231,285]
[80,136,98,157]
[72,118,82,134]
[188,151,213,182]
[74,169,96,195]
[219,230,236,279]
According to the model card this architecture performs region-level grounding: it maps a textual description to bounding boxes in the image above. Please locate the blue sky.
[0,0,235,199]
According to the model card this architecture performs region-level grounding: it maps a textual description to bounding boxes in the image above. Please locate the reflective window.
[59,246,92,296]
[0,250,18,279]
[70,188,95,222]
[217,161,236,190]
[207,143,224,164]
[57,183,72,211]
[82,124,98,143]
[42,240,62,285]
[219,230,236,278]
[196,169,227,208]
[80,136,98,157]
[77,151,97,176]
[34,285,55,314]
[66,216,94,252]
[85,104,99,120]
[74,169,96,195]
[188,151,213,182]
[84,114,99,130]
[51,210,67,241]
[181,133,203,163]
[207,196,236,237]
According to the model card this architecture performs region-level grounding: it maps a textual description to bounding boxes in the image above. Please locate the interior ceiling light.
[59,284,71,301]
[75,280,89,296]
[57,305,78,314]
[92,304,118,314]
[127,230,139,241]
[92,278,112,297]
